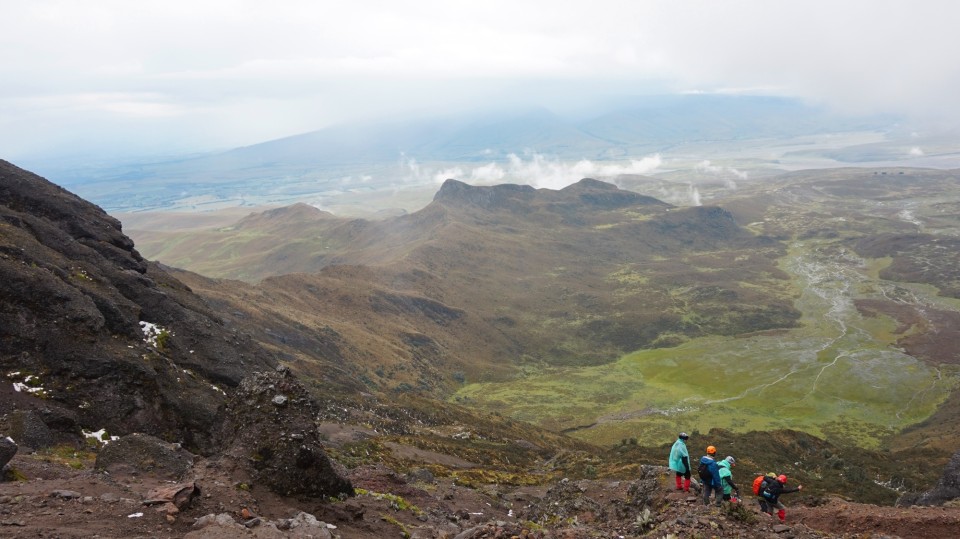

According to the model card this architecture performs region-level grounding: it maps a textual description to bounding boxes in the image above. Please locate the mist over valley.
[5,3,960,536]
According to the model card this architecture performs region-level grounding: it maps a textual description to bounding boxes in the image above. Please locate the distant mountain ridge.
[42,94,899,213]
[218,95,892,166]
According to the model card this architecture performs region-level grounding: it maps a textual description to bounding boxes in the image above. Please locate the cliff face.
[0,160,276,452]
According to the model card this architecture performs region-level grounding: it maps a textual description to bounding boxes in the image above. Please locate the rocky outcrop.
[215,367,353,498]
[0,436,16,472]
[905,449,960,506]
[0,160,277,452]
[95,433,195,479]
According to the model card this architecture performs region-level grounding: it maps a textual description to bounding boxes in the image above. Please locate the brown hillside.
[152,178,798,395]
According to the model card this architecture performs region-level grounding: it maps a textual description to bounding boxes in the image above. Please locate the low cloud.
[689,185,702,206]
[400,151,662,190]
[503,152,662,190]
[433,167,465,184]
[469,162,506,182]
[695,160,745,189]
[909,147,924,156]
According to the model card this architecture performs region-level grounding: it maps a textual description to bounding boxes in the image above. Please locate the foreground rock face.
[216,368,353,498]
[912,449,960,506]
[0,160,277,452]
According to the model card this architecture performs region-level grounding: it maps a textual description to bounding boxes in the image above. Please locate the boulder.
[0,436,18,471]
[8,411,54,450]
[95,433,195,479]
[215,367,353,498]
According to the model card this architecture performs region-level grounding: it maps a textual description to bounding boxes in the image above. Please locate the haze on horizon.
[2,0,959,163]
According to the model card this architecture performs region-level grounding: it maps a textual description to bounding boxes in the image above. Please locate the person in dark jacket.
[668,432,691,492]
[759,474,803,522]
[698,445,723,506]
[756,472,778,514]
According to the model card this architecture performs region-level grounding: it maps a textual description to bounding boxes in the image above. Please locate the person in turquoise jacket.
[668,432,691,492]
[717,456,740,502]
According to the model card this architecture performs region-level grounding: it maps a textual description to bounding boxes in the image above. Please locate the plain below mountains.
[37,94,899,213]
[136,177,800,397]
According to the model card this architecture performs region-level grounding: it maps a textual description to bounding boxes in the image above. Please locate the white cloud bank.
[2,1,959,159]
[405,152,662,190]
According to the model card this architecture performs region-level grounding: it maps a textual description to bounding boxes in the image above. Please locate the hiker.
[753,472,778,514]
[759,474,803,522]
[668,432,691,492]
[698,445,723,506]
[717,456,740,502]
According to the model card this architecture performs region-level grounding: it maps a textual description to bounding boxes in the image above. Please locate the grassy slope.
[139,170,960,488]
[454,169,960,452]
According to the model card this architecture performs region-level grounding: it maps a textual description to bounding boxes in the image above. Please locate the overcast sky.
[2,0,959,161]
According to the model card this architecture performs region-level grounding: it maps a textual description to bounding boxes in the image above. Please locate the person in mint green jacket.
[717,456,741,502]
[668,432,691,492]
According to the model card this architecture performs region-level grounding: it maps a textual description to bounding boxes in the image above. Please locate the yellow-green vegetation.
[451,469,546,489]
[155,328,171,351]
[35,445,96,470]
[328,439,390,468]
[607,267,649,287]
[380,514,411,538]
[355,488,423,516]
[454,239,960,448]
[69,267,94,281]
[6,468,28,481]
[724,501,758,524]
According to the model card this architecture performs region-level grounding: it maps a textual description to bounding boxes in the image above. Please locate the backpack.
[697,461,710,480]
[752,475,765,496]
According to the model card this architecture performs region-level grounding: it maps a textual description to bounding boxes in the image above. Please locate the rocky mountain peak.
[432,178,537,210]
[0,161,277,453]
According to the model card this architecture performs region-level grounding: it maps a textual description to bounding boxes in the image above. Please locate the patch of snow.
[5,436,14,444]
[12,382,44,394]
[83,428,119,444]
[127,512,143,518]
[139,320,173,348]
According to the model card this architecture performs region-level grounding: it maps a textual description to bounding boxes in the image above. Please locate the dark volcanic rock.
[0,436,16,471]
[95,433,195,479]
[433,179,536,212]
[216,367,353,498]
[433,177,670,215]
[8,411,54,450]
[0,160,277,452]
[909,449,960,506]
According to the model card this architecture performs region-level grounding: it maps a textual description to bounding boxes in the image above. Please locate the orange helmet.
[706,445,717,455]
[778,474,788,484]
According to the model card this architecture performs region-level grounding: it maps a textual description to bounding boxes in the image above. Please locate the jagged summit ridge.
[433,178,537,210]
[433,177,671,212]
